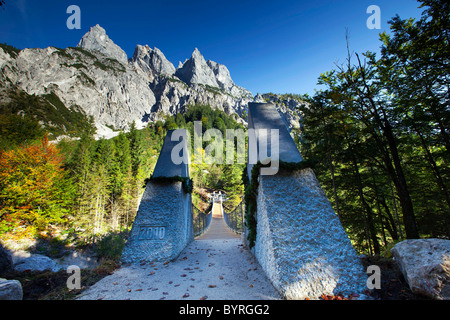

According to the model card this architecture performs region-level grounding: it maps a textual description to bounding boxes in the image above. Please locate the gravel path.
[78,238,281,300]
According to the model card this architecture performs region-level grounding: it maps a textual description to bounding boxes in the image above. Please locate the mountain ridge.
[0,24,303,139]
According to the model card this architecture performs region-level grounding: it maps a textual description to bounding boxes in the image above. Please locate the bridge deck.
[196,202,239,240]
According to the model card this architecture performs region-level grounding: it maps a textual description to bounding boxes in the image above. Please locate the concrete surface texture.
[152,129,189,179]
[121,129,193,264]
[247,103,368,299]
[255,169,368,299]
[80,211,280,300]
[121,181,193,263]
[247,102,303,164]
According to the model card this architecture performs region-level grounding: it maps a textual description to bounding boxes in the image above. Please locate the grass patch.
[78,71,96,86]
[68,46,97,60]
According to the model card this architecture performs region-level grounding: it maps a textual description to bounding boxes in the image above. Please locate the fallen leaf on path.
[200,296,208,300]
[183,293,190,298]
[208,285,217,288]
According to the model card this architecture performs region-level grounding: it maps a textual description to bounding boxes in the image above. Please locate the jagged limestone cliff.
[1,24,305,138]
[0,25,256,138]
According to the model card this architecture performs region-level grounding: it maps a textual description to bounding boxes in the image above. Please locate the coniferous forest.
[0,104,245,255]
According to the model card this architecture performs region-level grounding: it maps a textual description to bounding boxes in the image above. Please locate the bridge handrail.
[192,204,212,237]
[223,200,245,235]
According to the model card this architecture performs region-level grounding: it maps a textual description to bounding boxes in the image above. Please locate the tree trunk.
[379,195,399,241]
[382,120,419,239]
[344,132,381,254]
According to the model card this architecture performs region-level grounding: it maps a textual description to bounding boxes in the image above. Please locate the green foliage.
[77,71,96,86]
[53,48,72,59]
[300,0,450,254]
[150,104,246,212]
[105,58,126,72]
[0,87,95,144]
[61,121,167,240]
[0,43,21,58]
[0,114,45,151]
[67,46,97,60]
[93,60,112,72]
[183,104,244,135]
[94,232,127,260]
[0,137,74,238]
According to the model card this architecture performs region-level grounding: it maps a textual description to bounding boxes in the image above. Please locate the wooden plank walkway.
[196,202,239,240]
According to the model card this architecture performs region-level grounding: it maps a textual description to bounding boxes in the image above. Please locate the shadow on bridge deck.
[195,202,240,240]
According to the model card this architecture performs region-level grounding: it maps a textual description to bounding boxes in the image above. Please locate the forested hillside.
[0,104,245,251]
[0,53,96,151]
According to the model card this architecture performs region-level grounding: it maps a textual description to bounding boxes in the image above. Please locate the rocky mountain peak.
[174,47,252,99]
[77,24,128,64]
[191,47,203,60]
[0,26,260,139]
[206,60,234,92]
[254,93,265,103]
[132,44,175,76]
[175,48,219,88]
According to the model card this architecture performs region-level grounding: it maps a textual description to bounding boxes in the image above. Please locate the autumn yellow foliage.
[0,136,72,238]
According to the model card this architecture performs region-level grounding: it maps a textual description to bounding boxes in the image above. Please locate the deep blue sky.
[1,0,424,96]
